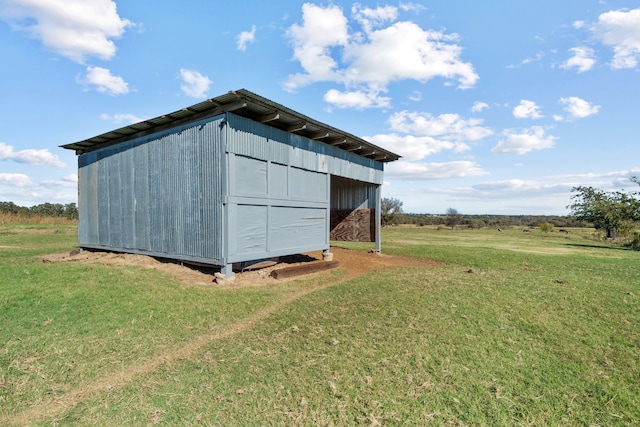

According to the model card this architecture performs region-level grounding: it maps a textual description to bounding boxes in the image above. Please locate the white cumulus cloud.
[365,110,492,163]
[591,8,640,69]
[0,0,132,63]
[471,101,489,113]
[285,3,478,108]
[352,4,398,33]
[0,173,33,188]
[100,113,145,124]
[0,142,67,168]
[324,88,391,109]
[80,66,129,95]
[492,126,556,155]
[385,160,488,180]
[365,134,468,162]
[561,47,596,72]
[513,100,543,119]
[388,111,493,142]
[559,96,601,118]
[237,25,256,51]
[408,91,422,102]
[343,21,478,87]
[398,2,426,13]
[41,173,78,188]
[179,68,212,98]
[286,3,350,89]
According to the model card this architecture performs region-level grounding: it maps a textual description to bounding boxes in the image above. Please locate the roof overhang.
[61,89,401,163]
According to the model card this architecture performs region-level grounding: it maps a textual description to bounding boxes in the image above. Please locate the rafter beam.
[307,130,330,140]
[345,144,363,152]
[226,99,248,112]
[258,111,280,123]
[286,122,307,132]
[329,138,347,146]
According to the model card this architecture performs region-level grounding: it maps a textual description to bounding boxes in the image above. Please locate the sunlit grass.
[1,225,639,425]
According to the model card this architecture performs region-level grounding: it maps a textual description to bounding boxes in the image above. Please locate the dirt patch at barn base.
[42,247,440,286]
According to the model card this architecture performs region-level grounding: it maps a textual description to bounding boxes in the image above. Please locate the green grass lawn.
[1,224,639,426]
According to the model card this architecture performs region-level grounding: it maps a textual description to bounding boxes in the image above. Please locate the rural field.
[1,222,639,426]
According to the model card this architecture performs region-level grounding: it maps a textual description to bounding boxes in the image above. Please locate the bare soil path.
[6,248,439,426]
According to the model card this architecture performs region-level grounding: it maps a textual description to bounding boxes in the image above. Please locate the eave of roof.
[61,89,401,163]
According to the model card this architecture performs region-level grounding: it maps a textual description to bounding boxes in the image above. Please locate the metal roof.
[61,89,400,162]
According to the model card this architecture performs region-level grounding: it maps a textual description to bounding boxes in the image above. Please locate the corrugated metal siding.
[133,142,150,250]
[226,115,290,164]
[78,116,225,264]
[226,113,384,184]
[331,176,377,210]
[77,110,384,268]
[225,113,336,263]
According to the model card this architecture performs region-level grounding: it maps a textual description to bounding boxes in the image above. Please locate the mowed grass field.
[1,223,639,426]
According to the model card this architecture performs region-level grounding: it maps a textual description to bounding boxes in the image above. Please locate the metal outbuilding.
[62,89,400,277]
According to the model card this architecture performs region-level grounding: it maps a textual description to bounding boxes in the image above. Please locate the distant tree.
[63,203,79,220]
[445,207,463,229]
[30,203,64,217]
[0,201,28,215]
[1,201,79,220]
[539,222,554,232]
[381,197,403,227]
[467,218,486,230]
[569,180,640,238]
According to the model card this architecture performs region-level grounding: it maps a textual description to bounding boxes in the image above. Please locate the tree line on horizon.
[5,174,640,238]
[380,197,586,228]
[0,201,78,220]
[393,211,587,229]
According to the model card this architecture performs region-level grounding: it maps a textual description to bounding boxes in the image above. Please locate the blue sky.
[1,1,639,214]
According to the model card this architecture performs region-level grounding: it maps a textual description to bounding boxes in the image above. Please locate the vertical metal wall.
[224,113,385,260]
[76,111,386,268]
[225,114,331,263]
[78,116,225,265]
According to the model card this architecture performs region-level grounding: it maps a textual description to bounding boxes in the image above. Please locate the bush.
[539,222,554,232]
